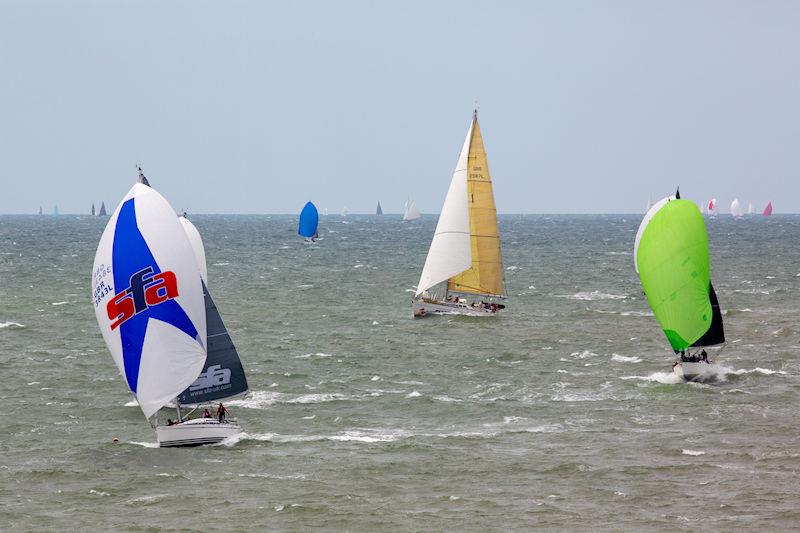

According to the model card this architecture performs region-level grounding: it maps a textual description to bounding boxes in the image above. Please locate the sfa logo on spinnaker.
[189,365,232,392]
[107,266,179,330]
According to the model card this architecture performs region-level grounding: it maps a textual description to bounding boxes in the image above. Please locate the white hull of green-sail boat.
[412,299,502,318]
[156,418,241,447]
[673,361,720,382]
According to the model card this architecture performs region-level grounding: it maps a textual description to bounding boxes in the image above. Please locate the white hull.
[674,361,718,382]
[156,418,241,447]
[412,299,501,318]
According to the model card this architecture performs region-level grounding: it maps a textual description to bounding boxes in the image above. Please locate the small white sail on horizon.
[730,198,743,217]
[747,202,754,215]
[403,199,421,221]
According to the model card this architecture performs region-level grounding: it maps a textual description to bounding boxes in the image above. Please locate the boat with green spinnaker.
[634,189,725,381]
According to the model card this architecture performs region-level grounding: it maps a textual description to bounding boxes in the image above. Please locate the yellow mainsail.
[447,111,505,297]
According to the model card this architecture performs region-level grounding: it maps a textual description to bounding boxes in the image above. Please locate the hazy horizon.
[2,1,798,215]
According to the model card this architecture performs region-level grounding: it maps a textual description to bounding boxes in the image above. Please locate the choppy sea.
[1,213,799,530]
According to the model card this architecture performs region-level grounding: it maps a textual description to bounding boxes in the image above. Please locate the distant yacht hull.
[156,418,241,447]
[412,299,502,318]
[674,361,718,382]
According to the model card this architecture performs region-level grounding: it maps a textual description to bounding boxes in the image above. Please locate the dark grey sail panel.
[691,282,725,348]
[178,281,248,404]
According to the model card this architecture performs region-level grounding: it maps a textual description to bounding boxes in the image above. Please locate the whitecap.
[733,367,787,376]
[506,266,519,271]
[212,262,231,266]
[89,489,111,496]
[406,390,422,398]
[570,350,599,359]
[372,321,379,325]
[620,371,683,384]
[561,291,627,301]
[611,354,642,363]
[128,441,158,448]
[51,301,69,306]
[0,321,24,329]
[353,264,364,268]
[370,375,380,381]
[682,449,706,456]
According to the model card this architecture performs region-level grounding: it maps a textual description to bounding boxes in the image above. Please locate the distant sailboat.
[763,201,773,216]
[98,202,107,216]
[298,201,319,241]
[634,190,725,381]
[92,174,246,447]
[52,205,59,216]
[403,199,421,221]
[341,207,348,217]
[413,110,506,317]
[376,202,383,215]
[38,206,43,215]
[91,203,96,216]
[730,198,743,217]
[747,202,754,215]
[707,198,717,216]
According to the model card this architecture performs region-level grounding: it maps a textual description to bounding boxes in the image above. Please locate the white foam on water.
[406,390,422,398]
[372,320,379,325]
[296,352,334,358]
[51,301,69,306]
[620,371,683,384]
[682,449,706,456]
[295,284,314,289]
[619,310,654,317]
[371,375,380,381]
[0,321,25,329]
[570,350,600,359]
[611,354,642,363]
[212,262,231,266]
[732,367,787,376]
[128,441,158,448]
[89,489,111,496]
[228,390,354,409]
[353,264,364,268]
[562,291,627,301]
[506,265,519,271]
[124,400,139,407]
[126,494,170,505]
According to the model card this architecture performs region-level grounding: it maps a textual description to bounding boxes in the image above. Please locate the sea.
[1,213,799,531]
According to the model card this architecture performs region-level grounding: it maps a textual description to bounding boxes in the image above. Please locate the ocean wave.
[620,371,683,384]
[570,350,600,359]
[732,367,787,376]
[0,321,25,329]
[227,390,356,409]
[611,354,642,363]
[51,301,69,306]
[560,291,627,301]
[682,449,706,456]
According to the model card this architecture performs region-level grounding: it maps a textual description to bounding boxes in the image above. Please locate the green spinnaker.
[636,199,712,351]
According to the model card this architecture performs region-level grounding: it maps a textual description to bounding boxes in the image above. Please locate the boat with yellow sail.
[413,110,506,317]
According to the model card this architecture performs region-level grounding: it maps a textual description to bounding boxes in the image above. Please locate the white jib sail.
[415,119,473,296]
[179,216,208,286]
[92,183,207,419]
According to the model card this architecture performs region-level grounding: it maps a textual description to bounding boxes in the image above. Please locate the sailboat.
[341,206,348,217]
[707,198,717,216]
[376,202,383,215]
[412,110,506,317]
[635,190,725,381]
[91,203,96,216]
[763,201,773,216]
[747,202,754,215]
[403,199,421,221]
[98,202,107,216]
[38,206,43,215]
[52,205,59,216]
[298,201,319,241]
[92,173,244,447]
[730,198,743,217]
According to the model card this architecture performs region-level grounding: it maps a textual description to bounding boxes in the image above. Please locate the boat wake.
[621,365,787,384]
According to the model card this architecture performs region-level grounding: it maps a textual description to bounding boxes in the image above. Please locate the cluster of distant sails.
[647,197,773,217]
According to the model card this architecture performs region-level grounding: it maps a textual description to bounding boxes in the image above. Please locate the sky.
[2,0,799,214]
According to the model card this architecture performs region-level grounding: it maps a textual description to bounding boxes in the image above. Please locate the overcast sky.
[2,1,799,214]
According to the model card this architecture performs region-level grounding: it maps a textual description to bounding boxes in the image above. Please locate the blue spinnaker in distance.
[298,201,319,238]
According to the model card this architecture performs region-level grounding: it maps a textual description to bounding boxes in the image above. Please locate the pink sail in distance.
[763,201,773,216]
